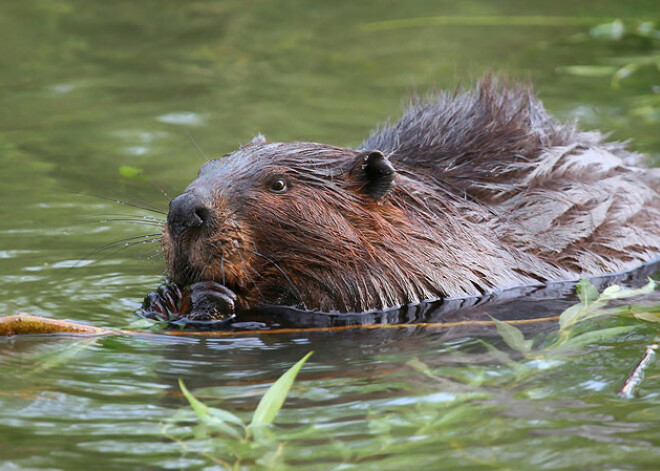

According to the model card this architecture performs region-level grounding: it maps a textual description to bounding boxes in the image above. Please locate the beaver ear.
[349,150,395,200]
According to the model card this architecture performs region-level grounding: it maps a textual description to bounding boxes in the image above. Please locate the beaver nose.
[167,192,210,237]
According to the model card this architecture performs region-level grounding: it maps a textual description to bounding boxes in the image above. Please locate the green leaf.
[249,351,313,429]
[178,379,244,439]
[125,317,167,331]
[634,312,660,324]
[551,326,636,352]
[480,340,526,373]
[589,19,625,40]
[178,378,211,419]
[558,303,586,331]
[119,165,146,180]
[557,65,618,77]
[206,405,244,426]
[490,317,533,354]
[601,284,623,298]
[635,21,656,38]
[600,279,656,301]
[557,279,655,333]
[612,63,641,88]
[576,279,600,305]
[434,403,479,428]
[29,340,95,376]
[407,358,433,377]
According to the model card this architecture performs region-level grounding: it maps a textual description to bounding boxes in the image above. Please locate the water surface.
[2,1,660,469]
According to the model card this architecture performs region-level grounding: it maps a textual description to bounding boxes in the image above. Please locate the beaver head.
[161,135,403,312]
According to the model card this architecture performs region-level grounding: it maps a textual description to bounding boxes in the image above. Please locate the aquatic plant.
[163,352,312,469]
[487,278,658,394]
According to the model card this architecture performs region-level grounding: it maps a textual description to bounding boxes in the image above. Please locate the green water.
[2,1,660,469]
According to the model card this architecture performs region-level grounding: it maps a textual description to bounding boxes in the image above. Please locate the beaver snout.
[167,192,211,237]
[162,187,251,290]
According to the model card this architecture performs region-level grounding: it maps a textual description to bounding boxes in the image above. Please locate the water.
[2,1,660,469]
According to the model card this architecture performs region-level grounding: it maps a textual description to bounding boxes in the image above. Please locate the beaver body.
[154,78,660,316]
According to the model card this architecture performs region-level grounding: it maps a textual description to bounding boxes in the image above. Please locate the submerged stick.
[618,343,659,399]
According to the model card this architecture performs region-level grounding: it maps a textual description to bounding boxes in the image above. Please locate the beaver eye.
[269,178,288,193]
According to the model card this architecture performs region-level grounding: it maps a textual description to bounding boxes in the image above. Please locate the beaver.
[140,77,660,322]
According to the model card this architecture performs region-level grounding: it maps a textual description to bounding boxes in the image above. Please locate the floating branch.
[0,313,116,336]
[618,343,659,399]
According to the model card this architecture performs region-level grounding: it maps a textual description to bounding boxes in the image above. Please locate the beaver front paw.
[137,280,237,325]
[138,282,191,322]
[188,281,237,321]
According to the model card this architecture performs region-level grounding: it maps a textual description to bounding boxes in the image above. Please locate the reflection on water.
[1,1,660,469]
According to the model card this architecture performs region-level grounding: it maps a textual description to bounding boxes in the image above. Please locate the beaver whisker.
[220,253,226,286]
[208,238,235,253]
[86,213,165,224]
[67,234,163,273]
[214,206,241,225]
[85,217,165,228]
[98,239,163,263]
[87,234,163,259]
[243,249,308,310]
[146,180,174,203]
[179,262,197,287]
[199,250,218,283]
[71,191,167,215]
[190,247,214,284]
[94,243,162,266]
[237,248,264,303]
[186,130,209,163]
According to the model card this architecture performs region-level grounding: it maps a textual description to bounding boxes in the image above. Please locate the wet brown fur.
[162,77,660,313]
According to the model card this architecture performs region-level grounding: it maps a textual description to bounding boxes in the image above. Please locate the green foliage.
[179,379,244,439]
[560,19,660,87]
[559,278,656,333]
[484,279,656,364]
[118,165,146,180]
[125,317,170,331]
[589,19,626,40]
[556,65,619,77]
[249,352,313,430]
[490,317,534,354]
[576,278,600,304]
[165,352,312,468]
[23,339,97,377]
[487,279,656,363]
[590,19,660,41]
